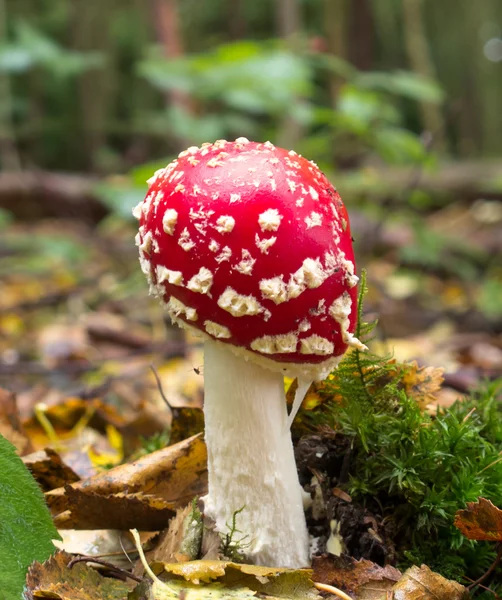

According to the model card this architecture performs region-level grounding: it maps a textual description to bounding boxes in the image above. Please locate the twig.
[68,555,142,583]
[467,542,502,592]
[149,364,173,411]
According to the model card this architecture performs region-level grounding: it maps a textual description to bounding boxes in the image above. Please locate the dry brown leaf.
[25,551,131,600]
[454,497,502,541]
[53,488,176,530]
[46,433,207,518]
[312,554,401,599]
[401,361,444,409]
[23,447,80,491]
[392,564,469,599]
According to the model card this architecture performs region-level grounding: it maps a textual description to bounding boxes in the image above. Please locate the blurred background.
[0,0,501,409]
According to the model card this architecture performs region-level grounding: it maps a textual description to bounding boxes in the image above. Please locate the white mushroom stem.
[202,339,310,568]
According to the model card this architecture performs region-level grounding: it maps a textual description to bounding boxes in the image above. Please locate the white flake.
[329,292,367,351]
[259,276,288,304]
[166,296,198,321]
[217,287,266,317]
[339,253,359,288]
[299,335,334,356]
[187,267,214,295]
[309,186,319,201]
[250,333,298,354]
[258,209,283,232]
[178,227,195,252]
[255,234,277,254]
[215,246,232,263]
[139,231,153,254]
[209,239,220,253]
[162,208,178,235]
[215,215,235,233]
[204,320,231,339]
[234,249,256,275]
[132,202,143,219]
[305,212,323,229]
[298,319,311,332]
[146,167,166,186]
[207,157,224,168]
[156,266,183,286]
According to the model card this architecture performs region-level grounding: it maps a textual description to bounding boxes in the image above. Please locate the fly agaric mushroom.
[134,138,365,568]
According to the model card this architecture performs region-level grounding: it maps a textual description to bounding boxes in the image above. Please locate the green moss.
[306,274,502,589]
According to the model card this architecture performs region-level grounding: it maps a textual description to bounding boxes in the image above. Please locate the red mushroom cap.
[135,138,364,379]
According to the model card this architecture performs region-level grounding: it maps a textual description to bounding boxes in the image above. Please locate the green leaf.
[9,21,104,78]
[94,181,145,220]
[374,127,428,165]
[0,434,60,599]
[0,45,33,73]
[356,70,444,103]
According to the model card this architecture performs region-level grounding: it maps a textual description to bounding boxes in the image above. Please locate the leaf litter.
[1,214,500,598]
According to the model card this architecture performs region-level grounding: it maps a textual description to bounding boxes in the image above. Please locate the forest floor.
[1,177,501,599]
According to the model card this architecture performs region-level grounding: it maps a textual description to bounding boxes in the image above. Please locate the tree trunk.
[402,0,445,149]
[275,0,303,149]
[322,0,349,108]
[150,0,194,148]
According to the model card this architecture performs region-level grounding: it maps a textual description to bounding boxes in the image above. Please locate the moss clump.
[303,274,502,594]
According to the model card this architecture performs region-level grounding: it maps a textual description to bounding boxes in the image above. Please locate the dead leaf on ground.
[46,434,207,524]
[392,564,469,599]
[53,488,176,530]
[401,361,444,409]
[25,551,132,600]
[312,554,401,599]
[149,560,319,599]
[454,497,502,541]
[23,447,80,491]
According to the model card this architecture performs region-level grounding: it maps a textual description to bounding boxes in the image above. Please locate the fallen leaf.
[23,447,80,491]
[150,560,320,599]
[454,497,502,541]
[312,554,401,599]
[46,434,207,525]
[25,551,131,599]
[53,488,176,530]
[401,361,444,409]
[392,564,469,599]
